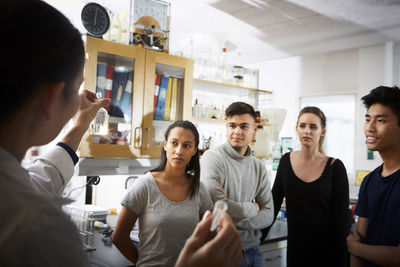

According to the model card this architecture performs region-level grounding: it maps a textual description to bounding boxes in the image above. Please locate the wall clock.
[81,3,110,38]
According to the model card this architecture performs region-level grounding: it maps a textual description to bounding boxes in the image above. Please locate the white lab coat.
[0,146,89,267]
[26,146,75,197]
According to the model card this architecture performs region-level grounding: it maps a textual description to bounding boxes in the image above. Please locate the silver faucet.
[124,176,138,189]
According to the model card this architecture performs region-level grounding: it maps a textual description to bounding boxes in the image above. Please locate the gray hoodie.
[200,142,274,249]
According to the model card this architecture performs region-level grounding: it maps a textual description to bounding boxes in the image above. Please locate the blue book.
[96,62,107,98]
[110,69,129,118]
[154,75,169,120]
[119,70,133,120]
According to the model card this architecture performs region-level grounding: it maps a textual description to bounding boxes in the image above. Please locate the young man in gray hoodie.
[201,101,274,267]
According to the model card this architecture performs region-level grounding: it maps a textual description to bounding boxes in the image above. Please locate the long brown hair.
[297,106,326,154]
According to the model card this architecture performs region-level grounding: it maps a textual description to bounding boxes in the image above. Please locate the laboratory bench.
[261,219,287,245]
[86,232,135,267]
[260,219,288,267]
[85,216,287,267]
[85,215,134,267]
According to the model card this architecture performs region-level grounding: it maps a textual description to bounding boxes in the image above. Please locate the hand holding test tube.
[210,200,228,232]
[175,206,242,267]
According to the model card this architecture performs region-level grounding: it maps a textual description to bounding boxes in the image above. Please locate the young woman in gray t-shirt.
[112,120,213,267]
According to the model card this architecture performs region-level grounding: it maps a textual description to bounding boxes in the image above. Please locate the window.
[300,94,355,177]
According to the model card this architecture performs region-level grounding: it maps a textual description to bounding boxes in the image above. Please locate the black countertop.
[85,216,134,267]
[86,230,134,267]
[261,219,288,245]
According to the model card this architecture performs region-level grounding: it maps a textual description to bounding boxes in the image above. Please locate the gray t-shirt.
[122,172,213,267]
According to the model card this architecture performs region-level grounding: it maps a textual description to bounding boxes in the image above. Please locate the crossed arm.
[347,217,400,267]
[201,153,273,229]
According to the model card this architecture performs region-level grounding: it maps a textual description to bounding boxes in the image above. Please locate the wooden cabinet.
[78,36,193,158]
[141,50,193,157]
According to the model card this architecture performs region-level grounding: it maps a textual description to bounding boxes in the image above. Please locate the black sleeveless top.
[262,152,349,267]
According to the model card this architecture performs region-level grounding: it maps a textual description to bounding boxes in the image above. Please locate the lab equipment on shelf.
[64,204,110,251]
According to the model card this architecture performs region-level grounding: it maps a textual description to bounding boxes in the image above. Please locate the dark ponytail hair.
[150,120,200,198]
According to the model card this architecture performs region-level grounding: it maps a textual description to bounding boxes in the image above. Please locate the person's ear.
[39,81,65,120]
[192,145,198,156]
[321,128,326,137]
[163,140,167,151]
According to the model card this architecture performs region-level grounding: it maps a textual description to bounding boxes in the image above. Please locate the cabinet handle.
[145,128,151,150]
[264,255,281,262]
[134,127,143,149]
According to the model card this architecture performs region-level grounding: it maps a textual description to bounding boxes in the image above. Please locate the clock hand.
[94,9,98,25]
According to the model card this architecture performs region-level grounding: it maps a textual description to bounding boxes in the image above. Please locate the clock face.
[81,3,110,37]
[132,0,169,31]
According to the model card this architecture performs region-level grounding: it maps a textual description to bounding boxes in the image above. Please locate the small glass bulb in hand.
[210,200,228,232]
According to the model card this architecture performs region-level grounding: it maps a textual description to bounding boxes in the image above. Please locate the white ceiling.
[46,0,400,64]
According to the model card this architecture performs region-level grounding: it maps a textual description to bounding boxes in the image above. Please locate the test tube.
[210,200,228,232]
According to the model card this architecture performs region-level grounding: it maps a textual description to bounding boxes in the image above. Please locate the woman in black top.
[263,106,349,267]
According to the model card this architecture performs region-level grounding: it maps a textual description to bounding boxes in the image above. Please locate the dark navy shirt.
[355,165,400,267]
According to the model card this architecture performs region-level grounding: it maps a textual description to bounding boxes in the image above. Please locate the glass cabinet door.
[141,50,193,157]
[79,36,145,158]
[92,53,133,145]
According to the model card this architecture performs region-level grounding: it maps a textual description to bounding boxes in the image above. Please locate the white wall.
[247,42,400,184]
[67,174,143,212]
[246,57,303,140]
[355,45,385,172]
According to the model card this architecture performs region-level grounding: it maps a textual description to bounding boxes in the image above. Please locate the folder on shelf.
[96,62,107,99]
[169,77,178,121]
[119,70,133,119]
[110,68,129,118]
[153,74,162,115]
[104,65,114,112]
[163,77,173,121]
[154,75,169,120]
[176,78,183,120]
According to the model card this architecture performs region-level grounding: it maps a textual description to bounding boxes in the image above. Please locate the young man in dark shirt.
[347,86,400,266]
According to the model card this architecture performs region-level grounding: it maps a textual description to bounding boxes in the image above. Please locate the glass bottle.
[193,98,200,117]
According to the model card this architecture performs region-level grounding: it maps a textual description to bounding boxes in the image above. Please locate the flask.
[109,13,121,43]
[193,98,200,117]
[220,47,228,83]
